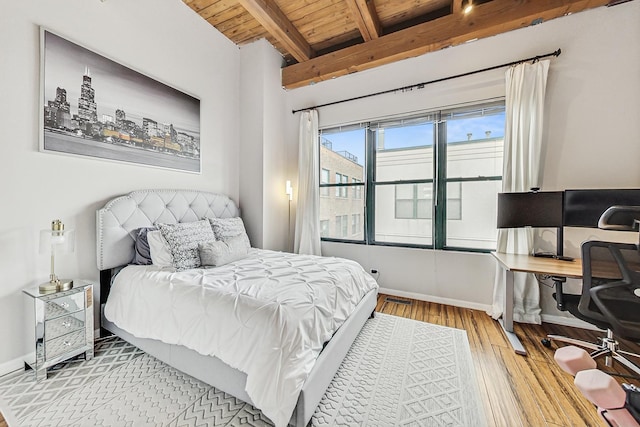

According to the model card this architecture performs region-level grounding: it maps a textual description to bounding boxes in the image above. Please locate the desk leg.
[499,268,527,356]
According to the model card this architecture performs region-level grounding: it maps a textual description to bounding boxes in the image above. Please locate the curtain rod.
[291,48,561,114]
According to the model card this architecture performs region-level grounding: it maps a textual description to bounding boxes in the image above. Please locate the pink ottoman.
[554,345,597,376]
[575,369,640,427]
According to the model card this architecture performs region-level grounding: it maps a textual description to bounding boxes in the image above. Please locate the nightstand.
[23,281,94,381]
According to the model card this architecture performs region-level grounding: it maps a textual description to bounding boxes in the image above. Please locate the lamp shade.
[497,191,563,228]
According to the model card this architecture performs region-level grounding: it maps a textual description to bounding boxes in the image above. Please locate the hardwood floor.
[376,293,640,427]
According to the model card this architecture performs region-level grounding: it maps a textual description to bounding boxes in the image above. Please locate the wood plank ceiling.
[183,0,617,89]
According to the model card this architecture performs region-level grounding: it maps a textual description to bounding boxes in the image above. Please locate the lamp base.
[57,279,74,291]
[39,279,74,294]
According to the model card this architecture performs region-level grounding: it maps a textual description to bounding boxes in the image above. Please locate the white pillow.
[147,230,173,268]
[158,220,216,271]
[199,235,249,267]
[207,217,251,249]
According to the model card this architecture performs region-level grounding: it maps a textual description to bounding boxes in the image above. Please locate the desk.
[491,252,583,355]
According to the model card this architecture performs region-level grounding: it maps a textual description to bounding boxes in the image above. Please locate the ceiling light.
[463,0,474,14]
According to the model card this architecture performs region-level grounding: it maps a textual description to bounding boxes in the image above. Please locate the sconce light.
[39,219,75,293]
[286,180,293,201]
[462,0,474,14]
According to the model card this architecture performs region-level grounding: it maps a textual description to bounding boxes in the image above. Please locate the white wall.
[239,39,289,252]
[0,0,241,371]
[285,2,640,315]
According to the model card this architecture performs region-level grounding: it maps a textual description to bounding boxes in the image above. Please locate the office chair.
[543,240,640,376]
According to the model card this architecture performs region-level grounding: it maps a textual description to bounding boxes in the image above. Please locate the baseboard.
[0,352,33,377]
[378,287,492,312]
[541,314,603,331]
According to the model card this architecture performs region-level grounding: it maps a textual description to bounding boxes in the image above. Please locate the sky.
[43,31,200,136]
[322,111,506,168]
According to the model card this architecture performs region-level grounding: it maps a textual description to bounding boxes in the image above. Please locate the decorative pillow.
[147,230,174,268]
[131,227,157,265]
[207,217,251,249]
[199,235,249,267]
[158,220,216,271]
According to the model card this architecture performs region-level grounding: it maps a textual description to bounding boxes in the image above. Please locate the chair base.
[544,329,640,377]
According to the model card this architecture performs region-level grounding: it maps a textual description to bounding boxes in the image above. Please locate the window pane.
[375,122,434,181]
[377,185,432,245]
[445,180,502,249]
[320,191,365,240]
[320,129,365,181]
[445,106,504,179]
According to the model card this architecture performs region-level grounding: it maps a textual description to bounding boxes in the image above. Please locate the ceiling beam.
[237,0,314,62]
[344,0,382,41]
[451,0,463,14]
[282,0,610,89]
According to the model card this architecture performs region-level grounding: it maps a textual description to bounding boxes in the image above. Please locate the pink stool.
[575,369,640,427]
[554,345,597,376]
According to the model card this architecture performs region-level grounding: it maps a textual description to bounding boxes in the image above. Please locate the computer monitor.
[563,189,640,228]
[497,191,564,229]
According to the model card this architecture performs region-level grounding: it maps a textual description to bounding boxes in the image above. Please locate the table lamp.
[39,219,75,293]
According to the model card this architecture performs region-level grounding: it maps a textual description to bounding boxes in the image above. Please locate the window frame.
[319,100,504,252]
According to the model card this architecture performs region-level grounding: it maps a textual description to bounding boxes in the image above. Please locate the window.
[319,127,365,241]
[335,215,348,237]
[319,101,504,251]
[352,214,361,235]
[352,178,362,199]
[394,182,461,220]
[320,169,330,197]
[335,173,348,197]
[320,220,329,237]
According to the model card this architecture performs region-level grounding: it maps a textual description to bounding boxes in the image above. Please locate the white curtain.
[489,60,550,324]
[294,110,322,255]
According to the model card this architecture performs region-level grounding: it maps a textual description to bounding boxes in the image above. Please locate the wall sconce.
[462,0,474,14]
[286,180,293,201]
[39,219,75,293]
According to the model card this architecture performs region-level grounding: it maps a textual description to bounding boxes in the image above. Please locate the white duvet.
[104,249,378,427]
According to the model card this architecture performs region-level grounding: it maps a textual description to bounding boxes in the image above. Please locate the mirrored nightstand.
[23,281,94,381]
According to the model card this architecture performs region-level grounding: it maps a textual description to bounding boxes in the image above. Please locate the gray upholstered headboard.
[96,189,240,271]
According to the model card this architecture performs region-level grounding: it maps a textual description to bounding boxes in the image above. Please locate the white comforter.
[104,249,378,427]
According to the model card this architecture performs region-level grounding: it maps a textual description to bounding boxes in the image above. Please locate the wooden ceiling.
[183,0,615,89]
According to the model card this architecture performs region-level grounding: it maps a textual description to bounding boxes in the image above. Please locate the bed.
[96,189,378,427]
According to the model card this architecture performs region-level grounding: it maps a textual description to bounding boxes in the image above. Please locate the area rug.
[0,313,486,426]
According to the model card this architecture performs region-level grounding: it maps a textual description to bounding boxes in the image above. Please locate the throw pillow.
[159,220,216,271]
[147,230,174,268]
[131,226,157,265]
[207,217,251,249]
[199,235,249,267]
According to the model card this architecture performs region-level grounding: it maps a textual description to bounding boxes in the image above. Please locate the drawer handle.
[60,302,69,309]
[63,340,72,347]
[62,321,71,328]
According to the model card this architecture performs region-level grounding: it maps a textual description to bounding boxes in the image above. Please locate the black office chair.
[544,240,640,376]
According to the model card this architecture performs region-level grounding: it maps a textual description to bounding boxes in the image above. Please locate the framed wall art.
[40,28,201,173]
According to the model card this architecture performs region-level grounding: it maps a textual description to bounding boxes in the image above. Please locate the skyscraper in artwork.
[78,67,97,123]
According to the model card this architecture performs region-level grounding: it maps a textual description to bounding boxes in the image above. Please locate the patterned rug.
[0,313,486,426]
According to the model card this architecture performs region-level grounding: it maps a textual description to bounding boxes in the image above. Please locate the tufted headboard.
[96,189,240,271]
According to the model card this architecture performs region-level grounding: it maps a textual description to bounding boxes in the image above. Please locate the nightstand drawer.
[45,329,85,360]
[45,311,85,340]
[45,292,85,320]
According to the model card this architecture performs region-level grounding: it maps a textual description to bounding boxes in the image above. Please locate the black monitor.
[497,191,564,228]
[563,189,640,228]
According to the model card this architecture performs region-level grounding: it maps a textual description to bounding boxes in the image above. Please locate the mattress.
[103,248,378,427]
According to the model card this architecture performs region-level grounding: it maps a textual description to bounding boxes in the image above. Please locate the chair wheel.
[541,338,552,348]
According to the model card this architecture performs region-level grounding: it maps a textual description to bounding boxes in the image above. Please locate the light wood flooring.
[376,293,640,427]
[2,295,639,426]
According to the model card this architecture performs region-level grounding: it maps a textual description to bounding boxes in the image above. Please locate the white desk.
[491,252,583,355]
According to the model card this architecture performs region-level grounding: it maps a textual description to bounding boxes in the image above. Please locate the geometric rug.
[0,313,487,426]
